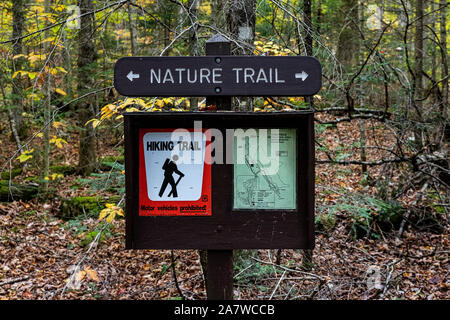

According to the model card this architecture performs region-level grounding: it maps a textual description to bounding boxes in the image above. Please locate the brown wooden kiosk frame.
[124,111,315,250]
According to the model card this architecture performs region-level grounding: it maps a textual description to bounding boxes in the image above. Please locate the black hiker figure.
[158,154,184,198]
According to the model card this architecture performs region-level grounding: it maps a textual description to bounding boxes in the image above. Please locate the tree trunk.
[77,0,97,175]
[414,0,424,111]
[157,0,172,55]
[412,0,424,150]
[42,0,52,193]
[227,0,256,55]
[11,0,26,139]
[336,0,358,72]
[358,1,367,174]
[211,0,227,32]
[188,0,199,110]
[127,3,138,56]
[316,0,322,36]
[227,0,256,111]
[430,1,437,91]
[439,0,448,122]
[303,0,312,56]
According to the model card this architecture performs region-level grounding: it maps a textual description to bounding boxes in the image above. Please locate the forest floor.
[0,113,448,300]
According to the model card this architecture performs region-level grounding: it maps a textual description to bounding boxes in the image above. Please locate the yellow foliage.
[13,54,27,60]
[50,136,68,149]
[52,121,66,129]
[44,173,64,181]
[28,72,38,80]
[199,2,211,14]
[12,70,28,79]
[27,53,46,65]
[85,118,101,129]
[17,149,34,163]
[99,203,124,223]
[124,107,140,113]
[55,88,67,96]
[56,67,67,74]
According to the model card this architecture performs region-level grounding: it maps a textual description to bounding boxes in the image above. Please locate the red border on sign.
[138,128,212,216]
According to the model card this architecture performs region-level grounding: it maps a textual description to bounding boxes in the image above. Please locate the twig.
[269,270,286,300]
[0,0,129,45]
[234,263,254,279]
[381,259,402,298]
[0,276,29,287]
[250,257,325,281]
[170,250,185,300]
[58,224,106,299]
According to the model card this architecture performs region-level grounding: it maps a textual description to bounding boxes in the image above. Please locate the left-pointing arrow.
[127,71,140,82]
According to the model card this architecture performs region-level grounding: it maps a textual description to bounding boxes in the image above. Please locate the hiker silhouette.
[158,154,184,198]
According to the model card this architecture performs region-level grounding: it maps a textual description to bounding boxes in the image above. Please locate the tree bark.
[227,0,256,111]
[77,0,97,175]
[227,0,256,55]
[157,0,172,55]
[316,0,322,36]
[303,0,312,56]
[42,0,52,193]
[336,0,359,72]
[211,0,227,31]
[188,0,199,110]
[439,0,448,120]
[127,3,138,56]
[10,0,26,139]
[413,0,424,111]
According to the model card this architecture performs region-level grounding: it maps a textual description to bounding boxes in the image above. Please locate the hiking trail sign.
[114,56,322,97]
[139,128,212,216]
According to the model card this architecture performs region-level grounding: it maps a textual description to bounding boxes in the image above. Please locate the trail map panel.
[234,128,296,210]
[138,128,212,216]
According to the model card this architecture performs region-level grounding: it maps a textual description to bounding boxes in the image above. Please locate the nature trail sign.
[117,34,321,300]
[114,56,322,97]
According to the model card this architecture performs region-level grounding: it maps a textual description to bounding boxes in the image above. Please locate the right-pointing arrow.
[295,71,308,81]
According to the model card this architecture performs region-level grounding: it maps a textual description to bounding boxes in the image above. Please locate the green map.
[233,128,296,210]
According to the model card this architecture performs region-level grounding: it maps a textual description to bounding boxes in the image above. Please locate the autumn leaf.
[13,54,27,60]
[28,72,38,80]
[55,88,67,96]
[75,270,86,282]
[50,136,68,149]
[17,149,34,163]
[84,266,99,282]
[12,70,28,79]
[52,121,66,129]
[99,204,124,223]
[56,67,67,74]
[85,118,101,128]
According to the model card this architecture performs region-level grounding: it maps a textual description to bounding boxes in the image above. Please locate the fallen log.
[0,180,39,202]
[59,195,122,220]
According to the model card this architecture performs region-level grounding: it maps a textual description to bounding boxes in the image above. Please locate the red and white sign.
[138,128,211,216]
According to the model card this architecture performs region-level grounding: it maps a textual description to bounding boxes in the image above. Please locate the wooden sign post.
[204,34,233,300]
[120,34,319,301]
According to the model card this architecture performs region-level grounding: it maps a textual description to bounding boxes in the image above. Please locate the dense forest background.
[0,0,448,300]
